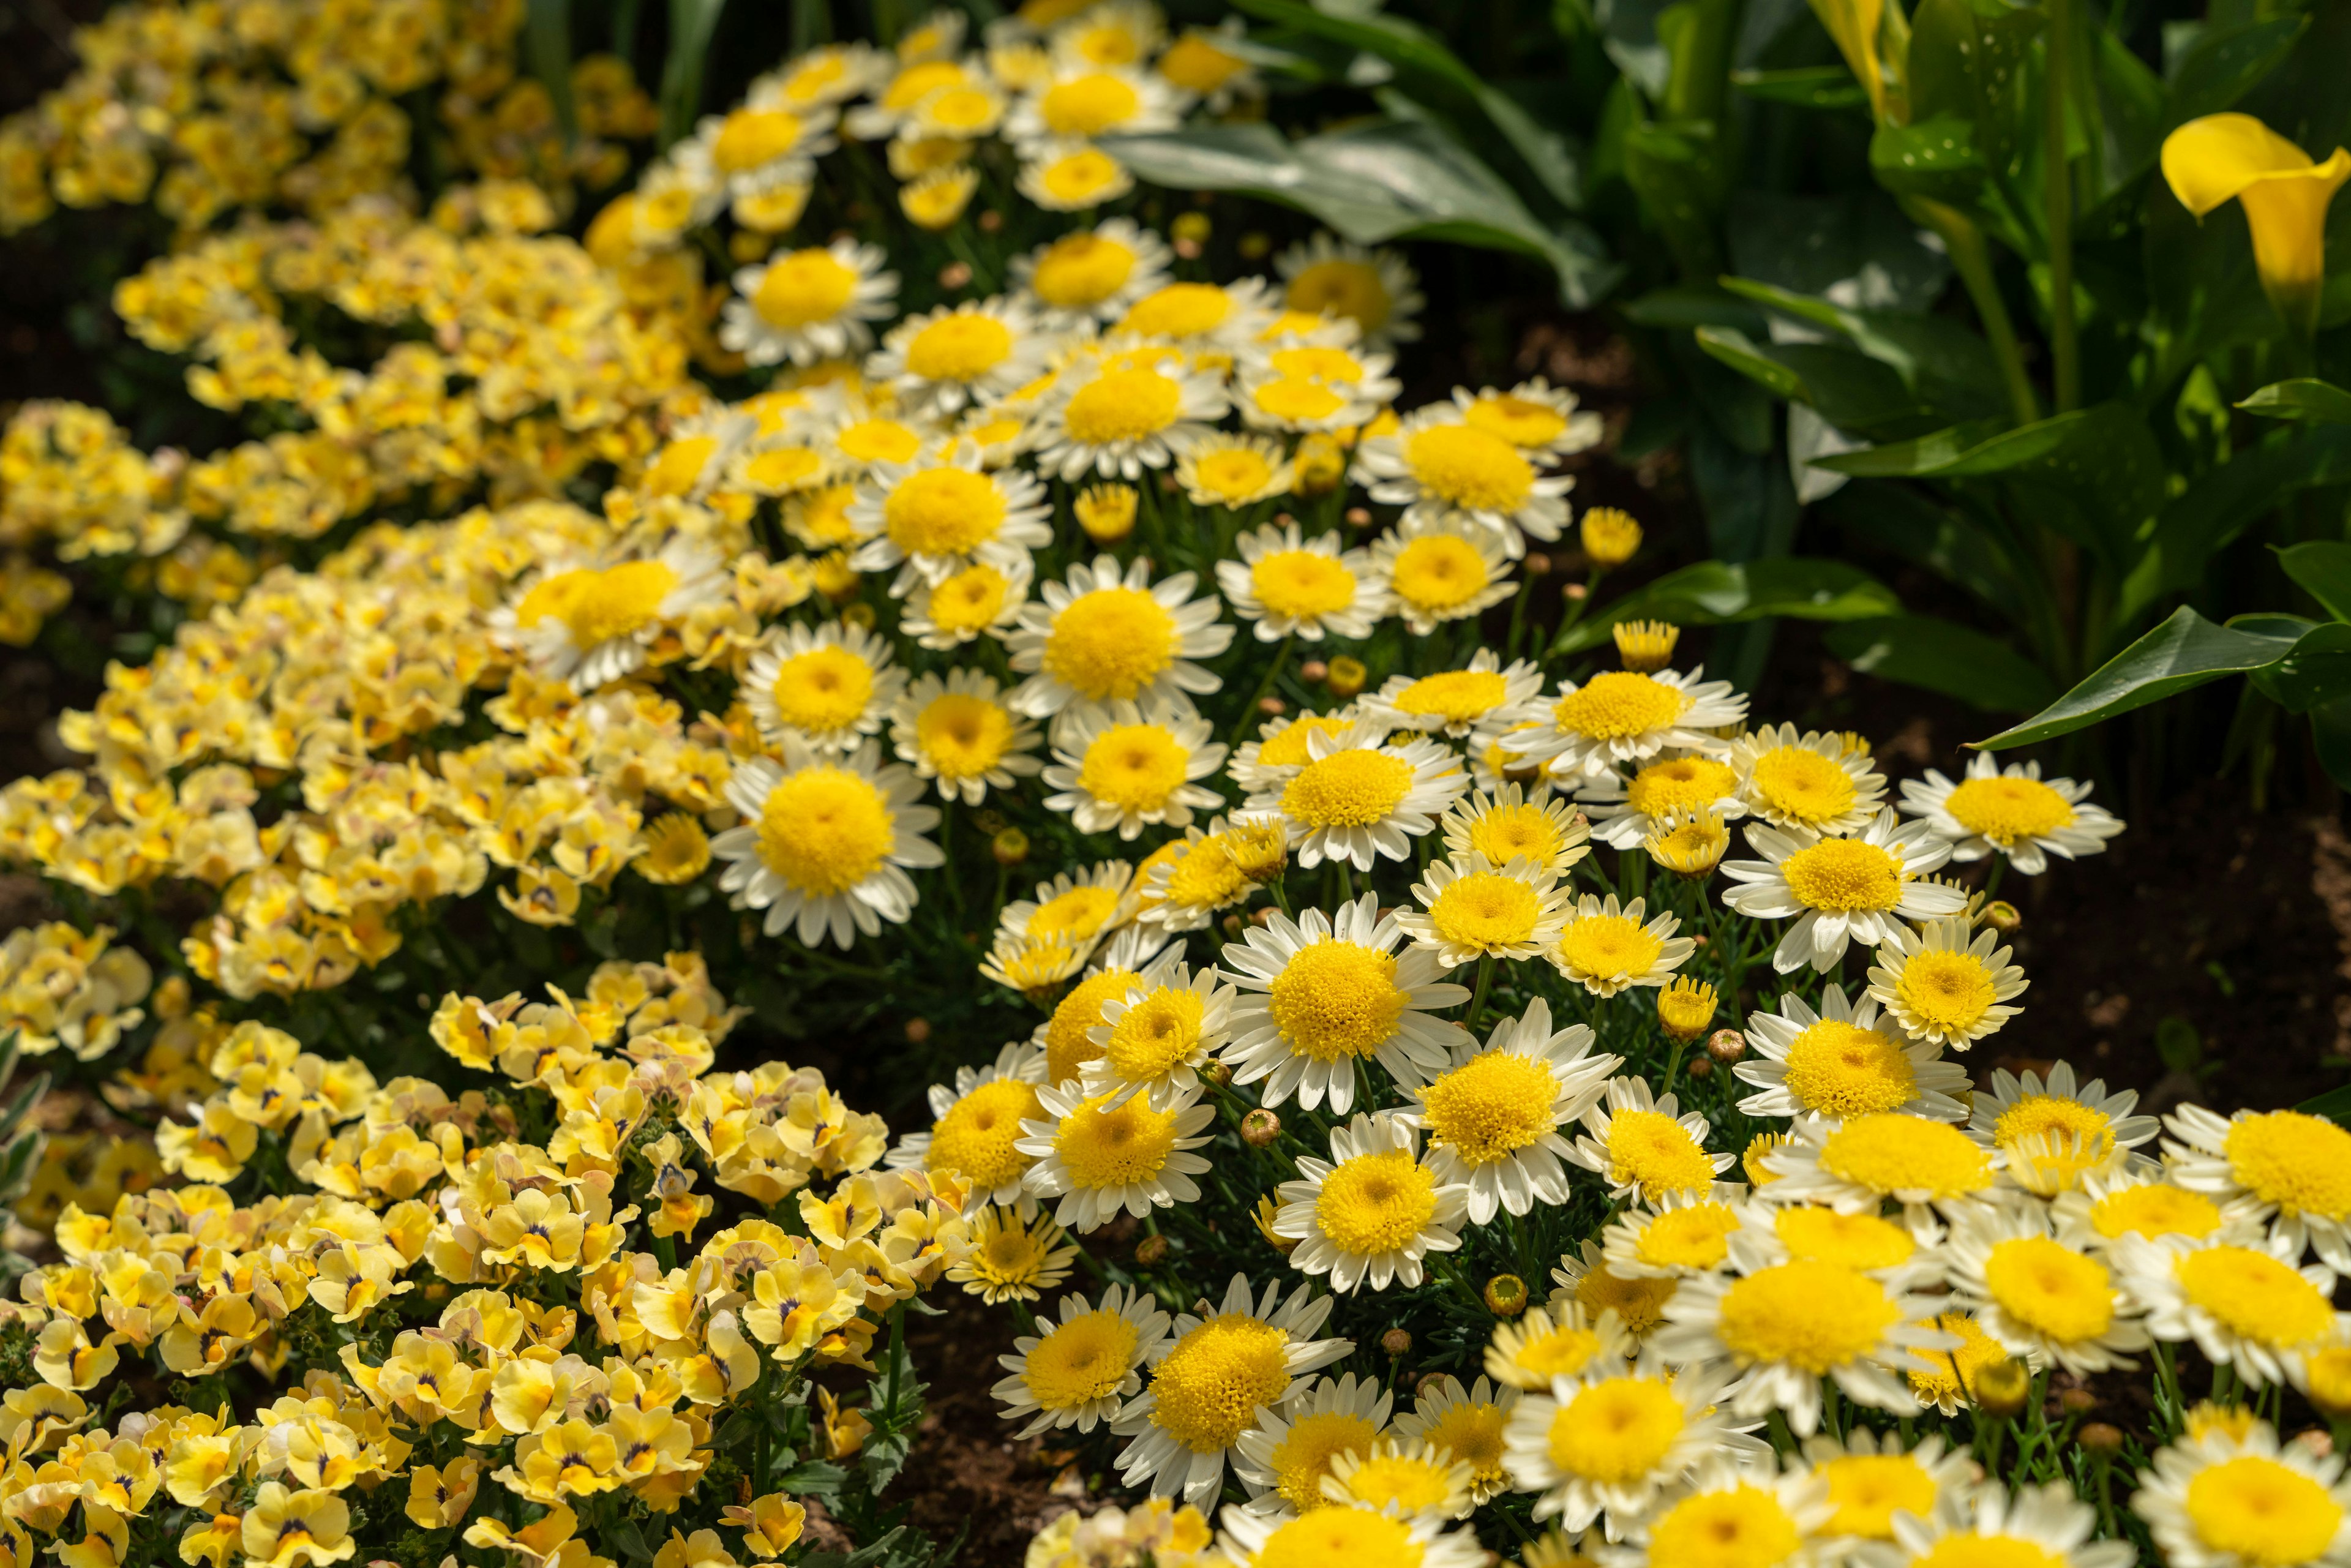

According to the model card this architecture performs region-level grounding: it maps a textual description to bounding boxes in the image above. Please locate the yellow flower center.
[1315,1149,1438,1255]
[1605,1109,1715,1201]
[1022,1308,1140,1410]
[1773,1206,1916,1270]
[1164,839,1246,909]
[1251,550,1357,620]
[1121,282,1234,338]
[1555,672,1688,741]
[768,645,875,736]
[1556,912,1663,984]
[924,564,1012,632]
[1747,746,1856,827]
[1043,587,1176,701]
[1054,1092,1179,1190]
[1820,1454,1937,1542]
[1149,1313,1291,1453]
[1041,72,1142,137]
[1507,1321,1605,1381]
[1157,34,1245,93]
[1389,535,1491,612]
[1038,149,1125,204]
[1267,345,1366,383]
[2088,1182,2221,1242]
[1404,423,1534,513]
[914,692,1014,781]
[1547,1378,1683,1484]
[1269,1409,1380,1514]
[885,467,1008,558]
[744,446,823,491]
[881,59,966,111]
[1076,723,1191,814]
[516,560,680,649]
[928,1078,1041,1190]
[755,250,860,328]
[1029,233,1137,309]
[1982,1235,2115,1345]
[1103,985,1205,1082]
[836,418,924,466]
[1466,803,1565,865]
[1627,756,1738,819]
[1393,670,1507,726]
[1284,260,1391,334]
[755,767,894,895]
[711,108,806,173]
[1818,1114,1992,1198]
[647,435,717,497]
[1716,1260,1897,1373]
[1343,1452,1457,1515]
[1267,940,1408,1063]
[1421,1051,1556,1165]
[906,315,1014,382]
[1993,1095,2115,1158]
[1780,1019,1918,1118]
[1252,378,1349,424]
[1463,394,1567,448]
[1422,1401,1507,1479]
[1895,950,1998,1036]
[1045,968,1139,1084]
[1254,1509,1422,1568]
[1648,1484,1802,1568]
[1425,870,1540,950]
[923,85,1000,132]
[2225,1111,2351,1220]
[1573,1262,1677,1335]
[1942,775,2075,845]
[1062,367,1185,445]
[1191,445,1278,502]
[1635,1202,1740,1271]
[1257,714,1354,768]
[1910,1537,2066,1568]
[2185,1455,2345,1566]
[1778,838,1906,913]
[2175,1245,2338,1348]
[1281,749,1414,828]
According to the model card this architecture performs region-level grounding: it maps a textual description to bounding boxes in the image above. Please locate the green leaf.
[1869,116,1988,207]
[2163,15,2306,127]
[1693,328,1933,436]
[1623,119,1725,279]
[658,0,729,148]
[2118,426,2351,620]
[1818,479,2030,613]
[2241,379,2351,425]
[2314,696,2351,792]
[1906,0,2041,176]
[1620,285,1771,332]
[2296,1081,2351,1123]
[2251,622,2351,713]
[1720,277,2009,420]
[1725,192,1954,313]
[1975,606,2301,749]
[1554,558,1899,654]
[1731,66,1870,111]
[775,1460,847,1497]
[526,0,578,146]
[1825,615,2060,711]
[2279,542,2351,622]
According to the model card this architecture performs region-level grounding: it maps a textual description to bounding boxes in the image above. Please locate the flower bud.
[1295,434,1345,496]
[1344,506,1373,528]
[1381,1328,1412,1357]
[1258,696,1285,716]
[1201,1059,1232,1088]
[1483,1274,1528,1317]
[992,828,1030,865]
[1973,1356,2031,1419]
[1326,656,1367,699]
[1706,1028,1747,1064]
[2058,1387,2099,1416]
[1299,659,1329,683]
[1613,619,1682,673]
[1982,899,2022,933]
[1221,818,1288,883]
[840,601,877,631]
[1657,978,1719,1043]
[904,1018,932,1044]
[1524,552,1553,577]
[1242,1109,1281,1147]
[1685,1057,1712,1079]
[1075,483,1138,543]
[1581,506,1643,568]
[1134,1234,1169,1267]
[2079,1422,2125,1455]
[937,259,973,288]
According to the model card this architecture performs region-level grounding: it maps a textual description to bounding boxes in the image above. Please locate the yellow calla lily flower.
[2161,112,2351,336]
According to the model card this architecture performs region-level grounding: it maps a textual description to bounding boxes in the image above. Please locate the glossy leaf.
[1724,192,1953,312]
[1694,328,1932,435]
[1818,479,2030,613]
[1553,558,1897,653]
[2314,696,2351,792]
[1907,0,2040,176]
[1722,277,2009,419]
[1824,615,2060,712]
[2251,623,2351,713]
[1624,119,1725,278]
[1976,606,2301,749]
[2118,426,2351,619]
[2278,541,2351,623]
[1731,66,1870,110]
[1869,116,1988,206]
[2240,379,2351,425]
[2164,16,2306,128]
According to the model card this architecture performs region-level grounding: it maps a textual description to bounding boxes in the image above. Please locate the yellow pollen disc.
[2088,1183,2221,1242]
[1062,367,1185,444]
[1635,1203,1739,1270]
[1269,1410,1380,1514]
[1427,872,1541,950]
[1468,804,1567,865]
[1943,775,2075,846]
[1040,150,1125,204]
[1267,940,1407,1063]
[1343,1453,1455,1515]
[1253,379,1349,423]
[1103,986,1205,1082]
[1509,1322,1604,1381]
[1982,1235,2115,1344]
[1194,447,1277,502]
[1910,1536,2066,1568]
[1029,888,1121,947]
[907,315,1014,382]
[1820,1454,1938,1542]
[914,692,1013,780]
[1164,840,1245,908]
[1993,1095,2115,1158]
[926,565,1011,632]
[1895,950,1998,1036]
[928,1078,1041,1190]
[1747,746,1858,827]
[1395,670,1507,726]
[712,108,806,173]
[1716,1259,1896,1373]
[1818,1114,1990,1199]
[1254,1508,1422,1568]
[517,560,680,649]
[2184,1455,2345,1566]
[1556,672,1689,741]
[1627,756,1738,819]
[1648,1484,1801,1568]
[1773,1206,1915,1270]
[1422,1052,1556,1165]
[2175,1246,2336,1348]
[756,250,860,329]
[1547,1378,1683,1484]
[1606,1109,1716,1202]
[837,418,924,465]
[1423,1403,1507,1478]
[1574,1262,1677,1335]
[882,59,965,111]
[1149,1313,1291,1452]
[1315,1149,1438,1255]
[1043,587,1177,701]
[885,467,1008,558]
[1023,1309,1140,1409]
[647,436,717,497]
[1390,535,1490,612]
[1054,1092,1179,1190]
[1041,72,1143,137]
[1284,260,1391,334]
[923,85,1000,130]
[2224,1111,2351,1221]
[1251,551,1357,620]
[756,768,894,895]
[1120,282,1234,339]
[744,447,823,490]
[1158,34,1244,92]
[1077,723,1190,814]
[1045,968,1139,1084]
[1269,346,1366,382]
[1464,394,1568,448]
[1779,838,1905,913]
[1258,715,1354,768]
[1404,423,1534,513]
[1281,749,1415,828]
[1781,1019,1918,1117]
[769,645,875,735]
[1031,234,1137,308]
[1556,913,1663,984]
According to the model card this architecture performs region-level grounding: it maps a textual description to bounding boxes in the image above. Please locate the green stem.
[1910,200,2041,425]
[1466,955,1497,1035]
[2043,0,2080,415]
[1227,632,1295,752]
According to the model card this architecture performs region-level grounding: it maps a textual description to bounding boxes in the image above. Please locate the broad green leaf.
[1869,116,1987,207]
[526,0,577,146]
[2163,15,2305,128]
[1731,66,1870,110]
[2241,379,2351,425]
[2278,542,2351,623]
[1907,0,2040,176]
[1975,606,2301,749]
[1818,479,2030,613]
[2297,1081,2351,1122]
[2314,696,2351,793]
[1824,615,2060,712]
[1720,277,2008,419]
[1621,285,1771,332]
[658,0,728,148]
[1809,420,2009,475]
[2251,623,2351,713]
[1693,328,1933,435]
[1554,558,1897,654]
[1595,0,1678,98]
[1623,119,1725,279]
[2118,426,2351,620]
[2091,30,2165,192]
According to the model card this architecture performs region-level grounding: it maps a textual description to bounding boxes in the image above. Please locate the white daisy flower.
[1322,1439,1477,1520]
[1360,652,1543,739]
[846,452,1052,588]
[1010,217,1174,330]
[1210,1502,1486,1568]
[1886,1481,2135,1568]
[1112,276,1277,354]
[893,8,967,62]
[1352,405,1573,558]
[1372,520,1517,636]
[1550,1244,1682,1346]
[771,42,891,112]
[1232,1371,1393,1517]
[1898,751,2125,872]
[1569,1077,1734,1205]
[1385,1374,1520,1508]
[865,298,1057,417]
[1017,138,1138,210]
[2132,1419,2351,1568]
[888,668,1042,806]
[711,738,942,948]
[887,1040,1049,1210]
[1616,1454,1835,1568]
[1758,1111,2001,1236]
[1008,554,1234,717]
[1227,708,1362,794]
[992,1282,1172,1437]
[1500,1354,1756,1534]
[1006,63,1185,146]
[2161,1104,2351,1273]
[2114,1229,2345,1390]
[1113,1274,1352,1504]
[1796,1427,1975,1553]
[1728,722,1888,836]
[1032,347,1229,480]
[899,76,1009,141]
[1945,1197,2151,1375]
[1448,378,1603,460]
[721,239,899,367]
[1720,808,1967,974]
[1218,895,1468,1112]
[1048,0,1164,69]
[902,558,1031,649]
[1155,18,1262,111]
[1971,1061,2158,1195]
[1735,985,1971,1123]
[999,860,1138,956]
[1867,916,2028,1050]
[1028,925,1185,1087]
[1548,892,1693,997]
[677,95,838,212]
[942,403,1037,469]
[1393,997,1619,1227]
[844,53,978,141]
[1016,1077,1215,1231]
[2050,1156,2260,1253]
[1573,751,1746,850]
[1234,339,1401,433]
[1465,714,1554,794]
[1394,854,1570,969]
[1725,1199,1925,1278]
[1437,785,1590,875]
[1081,962,1236,1109]
[806,392,940,477]
[1504,666,1747,782]
[1215,522,1382,642]
[640,408,760,500]
[1247,723,1469,872]
[1272,1111,1467,1294]
[743,618,906,755]
[1174,431,1295,510]
[1275,232,1425,346]
[1599,1184,1751,1280]
[490,536,730,691]
[1131,818,1256,934]
[1487,1299,1633,1389]
[1041,696,1228,839]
